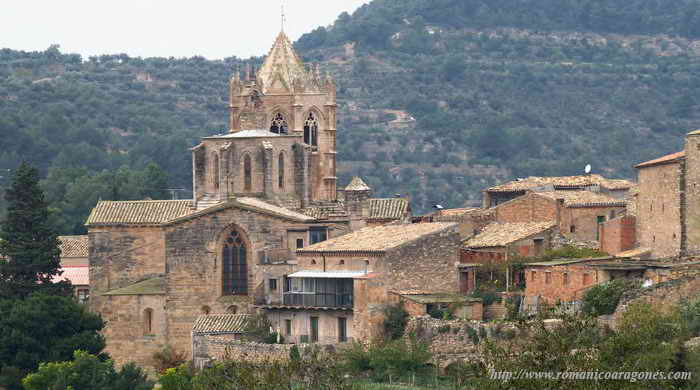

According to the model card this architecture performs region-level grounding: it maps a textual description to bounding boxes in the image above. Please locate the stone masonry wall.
[494,193,558,224]
[637,162,682,258]
[600,216,636,255]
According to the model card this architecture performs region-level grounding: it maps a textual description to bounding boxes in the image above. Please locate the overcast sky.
[1,1,371,59]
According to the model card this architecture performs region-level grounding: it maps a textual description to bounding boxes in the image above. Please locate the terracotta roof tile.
[345,177,371,192]
[302,202,348,220]
[369,198,409,220]
[86,200,193,226]
[298,222,457,254]
[465,221,556,248]
[58,235,88,258]
[534,190,626,208]
[52,266,89,286]
[193,314,250,334]
[635,151,685,168]
[487,175,633,192]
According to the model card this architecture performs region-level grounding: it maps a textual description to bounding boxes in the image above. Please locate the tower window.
[296,238,304,248]
[244,154,252,192]
[278,153,285,189]
[143,308,154,335]
[223,230,248,295]
[304,112,319,147]
[270,112,288,134]
[213,153,220,190]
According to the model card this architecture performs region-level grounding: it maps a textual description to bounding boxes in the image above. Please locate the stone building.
[258,222,462,343]
[482,175,633,208]
[54,235,90,304]
[86,33,410,367]
[462,221,557,264]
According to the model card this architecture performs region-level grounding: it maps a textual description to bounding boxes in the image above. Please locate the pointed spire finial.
[281,2,286,33]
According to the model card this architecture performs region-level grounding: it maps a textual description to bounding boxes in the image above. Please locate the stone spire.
[257,32,307,93]
[345,177,371,192]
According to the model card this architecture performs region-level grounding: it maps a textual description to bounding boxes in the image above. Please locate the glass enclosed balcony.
[283,273,357,308]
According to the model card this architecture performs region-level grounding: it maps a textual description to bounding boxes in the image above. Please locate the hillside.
[2,0,700,233]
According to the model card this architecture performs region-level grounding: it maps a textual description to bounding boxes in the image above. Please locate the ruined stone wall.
[600,216,636,255]
[685,133,700,256]
[494,193,557,224]
[637,162,682,258]
[560,205,627,243]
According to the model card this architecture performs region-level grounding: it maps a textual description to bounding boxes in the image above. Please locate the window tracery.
[223,230,247,295]
[244,154,252,192]
[270,112,288,134]
[304,112,319,146]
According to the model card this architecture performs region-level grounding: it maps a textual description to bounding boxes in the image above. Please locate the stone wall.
[636,161,682,258]
[561,205,626,243]
[494,193,558,224]
[685,132,700,256]
[599,215,636,255]
[193,336,293,369]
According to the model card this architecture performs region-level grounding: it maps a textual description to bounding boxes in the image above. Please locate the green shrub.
[582,279,638,316]
[470,288,499,305]
[153,346,188,374]
[540,246,608,261]
[505,294,523,320]
[159,364,194,390]
[383,304,409,340]
[465,326,480,344]
[289,345,302,363]
[22,350,153,390]
[438,325,451,334]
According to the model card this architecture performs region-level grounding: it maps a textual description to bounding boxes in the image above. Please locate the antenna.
[584,164,592,174]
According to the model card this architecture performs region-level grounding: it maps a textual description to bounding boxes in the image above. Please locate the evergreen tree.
[0,162,72,299]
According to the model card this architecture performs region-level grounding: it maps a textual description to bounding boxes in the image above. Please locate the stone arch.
[303,110,322,147]
[269,109,290,135]
[242,152,253,192]
[212,152,220,191]
[218,224,252,297]
[278,151,287,190]
[143,308,154,335]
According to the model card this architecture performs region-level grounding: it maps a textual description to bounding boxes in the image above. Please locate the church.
[85,32,433,366]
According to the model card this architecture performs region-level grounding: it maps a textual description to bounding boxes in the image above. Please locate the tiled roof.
[432,208,487,222]
[52,266,89,286]
[345,177,371,192]
[86,200,193,226]
[487,175,633,192]
[58,235,88,258]
[465,221,556,248]
[102,277,165,296]
[369,198,409,220]
[688,129,700,136]
[234,197,313,222]
[534,190,626,208]
[302,202,348,220]
[399,293,481,304]
[635,151,685,168]
[298,222,456,254]
[192,314,250,334]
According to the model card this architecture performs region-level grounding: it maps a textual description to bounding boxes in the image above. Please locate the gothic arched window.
[278,153,285,189]
[244,154,252,192]
[270,113,288,134]
[223,230,247,295]
[304,112,319,147]
[213,153,220,190]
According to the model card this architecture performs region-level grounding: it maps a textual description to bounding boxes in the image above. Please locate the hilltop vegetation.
[2,0,700,232]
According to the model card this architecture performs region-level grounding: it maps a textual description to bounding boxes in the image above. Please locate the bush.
[153,346,188,374]
[22,350,153,390]
[539,246,608,261]
[470,288,499,306]
[159,364,194,390]
[505,295,523,320]
[582,279,638,316]
[383,304,409,340]
[465,326,480,344]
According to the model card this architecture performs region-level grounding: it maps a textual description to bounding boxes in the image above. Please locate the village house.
[53,235,90,304]
[258,222,463,343]
[86,32,410,368]
[482,175,633,208]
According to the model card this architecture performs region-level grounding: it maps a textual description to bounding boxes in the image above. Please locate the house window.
[545,272,551,284]
[304,112,319,147]
[338,317,348,342]
[296,238,304,249]
[76,289,89,304]
[143,308,154,335]
[269,278,278,291]
[610,210,616,219]
[570,225,576,233]
[583,273,591,285]
[285,319,292,336]
[310,228,328,245]
[244,155,252,191]
[270,112,289,134]
[310,316,319,343]
[223,230,248,295]
[563,273,569,286]
[339,260,345,265]
[531,271,537,281]
[278,153,285,189]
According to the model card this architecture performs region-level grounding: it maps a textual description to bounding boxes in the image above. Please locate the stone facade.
[599,216,636,255]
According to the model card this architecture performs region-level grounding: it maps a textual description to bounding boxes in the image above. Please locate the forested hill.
[2,0,700,234]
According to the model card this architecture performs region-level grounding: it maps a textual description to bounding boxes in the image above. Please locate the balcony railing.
[283,292,353,308]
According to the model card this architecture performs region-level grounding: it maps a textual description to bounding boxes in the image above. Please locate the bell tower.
[228,32,338,202]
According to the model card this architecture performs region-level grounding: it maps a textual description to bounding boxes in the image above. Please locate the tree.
[0,295,106,389]
[0,162,71,299]
[22,350,153,390]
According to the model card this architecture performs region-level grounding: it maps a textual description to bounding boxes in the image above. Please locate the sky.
[0,0,371,60]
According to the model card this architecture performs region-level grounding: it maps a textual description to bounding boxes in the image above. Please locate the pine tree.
[0,162,72,299]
